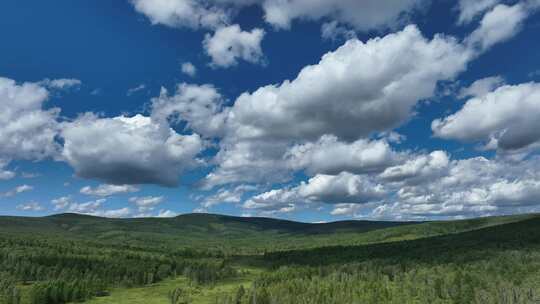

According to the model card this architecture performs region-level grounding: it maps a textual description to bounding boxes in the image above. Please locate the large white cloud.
[203,24,265,68]
[433,82,540,151]
[202,25,471,187]
[61,114,203,186]
[226,25,470,142]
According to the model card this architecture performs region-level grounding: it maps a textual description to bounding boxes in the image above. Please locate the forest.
[0,213,539,304]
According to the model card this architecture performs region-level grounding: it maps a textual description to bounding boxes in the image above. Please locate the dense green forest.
[0,213,539,304]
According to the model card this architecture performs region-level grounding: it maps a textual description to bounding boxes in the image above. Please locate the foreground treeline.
[0,234,236,304]
[214,217,540,304]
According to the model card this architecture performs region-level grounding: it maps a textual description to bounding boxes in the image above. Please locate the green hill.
[0,212,536,252]
[1,212,540,304]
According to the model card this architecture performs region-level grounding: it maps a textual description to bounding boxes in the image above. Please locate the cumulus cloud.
[379,151,450,184]
[203,25,471,187]
[129,196,164,212]
[61,114,203,186]
[247,153,540,220]
[0,77,60,163]
[226,25,469,143]
[203,24,265,68]
[433,82,540,151]
[181,62,197,77]
[203,140,292,188]
[369,156,540,220]
[151,83,227,138]
[80,184,140,197]
[286,135,400,175]
[16,201,44,211]
[243,172,386,215]
[201,184,256,209]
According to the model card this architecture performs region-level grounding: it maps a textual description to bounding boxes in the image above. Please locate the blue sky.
[1,0,540,222]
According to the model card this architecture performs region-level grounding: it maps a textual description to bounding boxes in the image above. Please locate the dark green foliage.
[1,213,540,303]
[0,234,236,303]
[0,275,20,304]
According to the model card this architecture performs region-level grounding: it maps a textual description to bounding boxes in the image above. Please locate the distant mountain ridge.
[0,212,537,252]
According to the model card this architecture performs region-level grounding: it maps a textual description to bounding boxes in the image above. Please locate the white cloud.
[0,77,60,163]
[130,0,230,29]
[286,135,399,175]
[458,76,505,99]
[465,3,528,52]
[204,25,471,187]
[2,185,33,197]
[129,196,164,212]
[51,196,72,210]
[61,114,203,186]
[379,151,450,184]
[203,140,291,188]
[203,24,265,68]
[243,172,386,215]
[80,184,140,197]
[250,154,540,220]
[201,184,256,209]
[261,0,423,31]
[38,78,81,90]
[226,25,469,143]
[456,0,499,25]
[181,62,197,77]
[68,199,106,214]
[297,172,387,204]
[151,83,227,138]
[52,196,132,218]
[433,82,540,151]
[16,201,44,212]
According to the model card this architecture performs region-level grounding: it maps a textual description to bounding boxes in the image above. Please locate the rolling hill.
[0,212,536,252]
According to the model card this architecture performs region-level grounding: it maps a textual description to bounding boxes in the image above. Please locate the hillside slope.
[0,212,537,252]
